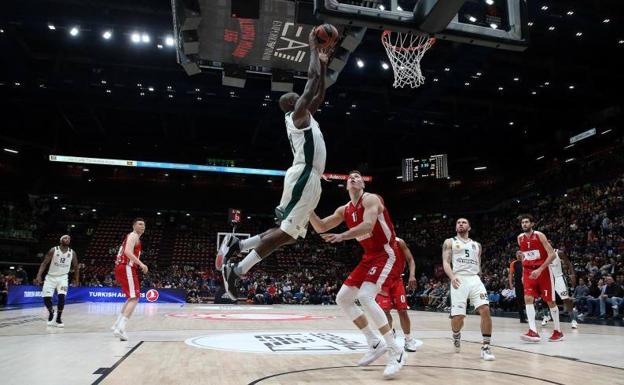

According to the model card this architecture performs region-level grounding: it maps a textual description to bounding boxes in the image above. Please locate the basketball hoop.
[381,30,435,89]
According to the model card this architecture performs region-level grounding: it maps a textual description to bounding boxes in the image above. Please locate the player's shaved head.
[279,92,299,113]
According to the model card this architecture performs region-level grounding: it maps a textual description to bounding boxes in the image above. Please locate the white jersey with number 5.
[550,249,564,277]
[449,237,481,275]
[48,246,73,277]
[285,112,326,175]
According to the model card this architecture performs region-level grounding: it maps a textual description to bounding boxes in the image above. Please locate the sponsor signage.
[185,331,423,354]
[7,286,185,305]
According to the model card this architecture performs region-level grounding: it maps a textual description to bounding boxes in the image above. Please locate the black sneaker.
[216,235,241,271]
[47,310,55,326]
[222,262,240,301]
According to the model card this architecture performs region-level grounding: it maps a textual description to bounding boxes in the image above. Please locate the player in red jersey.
[375,237,419,352]
[309,171,406,379]
[517,214,564,342]
[111,218,148,341]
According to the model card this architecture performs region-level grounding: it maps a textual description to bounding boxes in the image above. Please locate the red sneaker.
[548,330,565,342]
[521,329,541,343]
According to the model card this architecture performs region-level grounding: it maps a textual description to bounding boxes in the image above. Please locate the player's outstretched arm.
[35,248,54,284]
[309,206,345,233]
[292,31,321,129]
[307,52,328,114]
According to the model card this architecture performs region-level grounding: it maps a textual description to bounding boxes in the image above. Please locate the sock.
[404,333,412,341]
[234,250,262,275]
[382,329,400,352]
[550,306,561,331]
[43,297,54,314]
[239,235,261,252]
[57,294,65,317]
[360,324,378,346]
[119,316,129,331]
[114,314,123,328]
[572,307,578,321]
[452,331,461,340]
[482,334,491,346]
[526,305,537,332]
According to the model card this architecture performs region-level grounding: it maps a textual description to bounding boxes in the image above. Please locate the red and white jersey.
[518,230,548,269]
[344,193,396,259]
[115,232,142,267]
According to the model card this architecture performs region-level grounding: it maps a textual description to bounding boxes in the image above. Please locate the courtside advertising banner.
[7,286,185,305]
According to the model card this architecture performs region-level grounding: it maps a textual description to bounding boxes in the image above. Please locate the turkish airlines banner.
[7,286,186,305]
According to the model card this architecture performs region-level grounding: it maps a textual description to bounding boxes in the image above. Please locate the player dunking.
[375,237,419,352]
[517,214,564,342]
[442,218,495,361]
[35,235,79,327]
[217,30,328,301]
[309,171,406,379]
[111,218,148,341]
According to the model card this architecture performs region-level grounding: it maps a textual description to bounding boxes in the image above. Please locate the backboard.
[314,0,528,51]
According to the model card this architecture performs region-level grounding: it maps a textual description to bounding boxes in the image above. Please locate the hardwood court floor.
[1,303,623,385]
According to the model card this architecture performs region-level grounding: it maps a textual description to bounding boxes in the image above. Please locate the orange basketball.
[314,23,339,49]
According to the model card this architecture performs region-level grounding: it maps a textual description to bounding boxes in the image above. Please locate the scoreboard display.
[402,154,448,181]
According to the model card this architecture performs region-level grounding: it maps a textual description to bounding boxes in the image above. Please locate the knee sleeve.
[336,285,363,321]
[57,294,65,312]
[358,283,388,328]
[43,297,53,312]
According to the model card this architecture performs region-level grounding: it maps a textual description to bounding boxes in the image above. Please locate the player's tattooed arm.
[442,239,460,289]
[35,248,54,284]
[292,30,321,128]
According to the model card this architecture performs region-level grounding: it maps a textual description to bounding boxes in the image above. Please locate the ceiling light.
[186,213,191,217]
[356,59,364,68]
[3,148,18,154]
[531,91,537,95]
[195,88,201,92]
[102,30,112,40]
[197,97,202,101]
[474,166,487,171]
[513,77,519,81]
[565,158,575,163]
[564,144,574,149]
[62,207,67,210]
[576,32,583,37]
[396,176,403,179]
[485,0,494,5]
[397,6,403,11]
[69,26,79,36]
[48,24,56,30]
[140,92,145,96]
[600,129,612,135]
[544,81,550,86]
[468,16,477,23]
[131,32,141,43]
[433,78,439,82]
[105,89,111,94]
[381,62,389,70]
[148,86,154,92]
[566,11,574,16]
[536,155,545,160]
[527,22,534,26]
[168,94,173,98]
[165,36,175,46]
[498,86,504,90]
[101,80,107,84]
[464,82,470,86]
[91,209,97,212]
[444,67,450,72]
[569,85,575,89]
[157,44,163,49]
[141,33,150,43]
[490,23,498,29]
[53,196,58,200]
[548,26,555,31]
[476,72,482,76]
[618,40,624,45]
[508,121,514,126]
[541,6,548,11]
[378,5,385,11]
[603,19,610,24]
[157,212,161,215]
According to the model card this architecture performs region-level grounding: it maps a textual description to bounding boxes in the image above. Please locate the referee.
[509,251,528,323]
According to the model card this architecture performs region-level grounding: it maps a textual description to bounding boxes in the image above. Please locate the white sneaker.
[571,320,578,329]
[113,328,128,341]
[541,315,550,326]
[453,335,461,353]
[357,340,387,366]
[383,348,406,379]
[480,345,496,361]
[55,321,64,328]
[404,337,418,352]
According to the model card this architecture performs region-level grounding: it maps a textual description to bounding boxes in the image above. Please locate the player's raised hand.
[308,29,317,50]
[319,51,329,65]
[451,276,461,289]
[321,233,344,243]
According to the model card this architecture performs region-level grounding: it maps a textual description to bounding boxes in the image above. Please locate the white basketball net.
[381,30,435,89]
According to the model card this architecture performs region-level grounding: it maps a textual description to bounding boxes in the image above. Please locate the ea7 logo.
[368,267,377,275]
